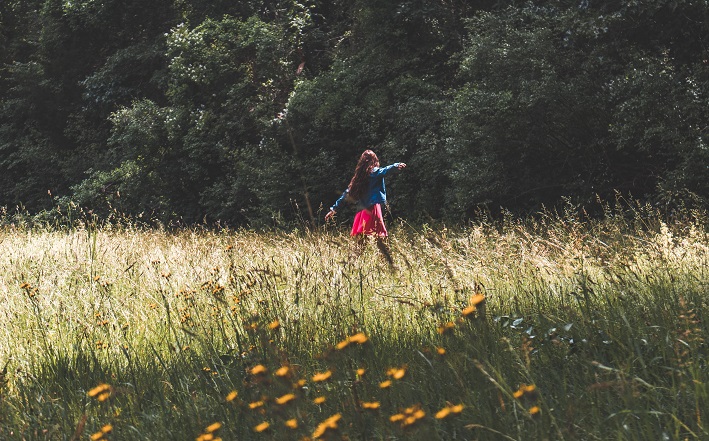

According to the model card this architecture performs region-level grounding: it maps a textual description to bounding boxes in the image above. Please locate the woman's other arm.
[326,189,349,220]
[370,163,406,177]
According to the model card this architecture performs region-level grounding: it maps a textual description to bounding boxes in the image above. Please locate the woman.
[325,149,406,263]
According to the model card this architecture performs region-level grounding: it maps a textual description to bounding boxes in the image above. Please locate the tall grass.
[0,207,707,440]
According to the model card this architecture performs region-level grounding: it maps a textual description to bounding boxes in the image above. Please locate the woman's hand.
[325,209,336,221]
[397,163,407,170]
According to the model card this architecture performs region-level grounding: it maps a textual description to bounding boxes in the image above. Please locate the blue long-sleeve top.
[330,163,403,212]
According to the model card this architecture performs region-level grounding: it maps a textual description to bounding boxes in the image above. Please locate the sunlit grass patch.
[0,208,708,439]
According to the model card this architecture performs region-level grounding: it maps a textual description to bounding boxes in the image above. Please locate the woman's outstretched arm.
[370,163,406,177]
[326,188,349,220]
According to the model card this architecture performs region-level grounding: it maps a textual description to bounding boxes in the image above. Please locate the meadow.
[0,205,707,440]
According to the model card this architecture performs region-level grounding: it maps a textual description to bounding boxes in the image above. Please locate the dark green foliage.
[1,0,708,225]
[445,1,709,216]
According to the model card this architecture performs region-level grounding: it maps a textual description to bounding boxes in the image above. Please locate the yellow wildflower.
[435,407,451,419]
[250,365,267,375]
[349,332,368,344]
[248,400,265,409]
[470,293,486,306]
[437,321,456,334]
[312,413,341,439]
[450,404,464,413]
[275,366,290,377]
[389,413,405,423]
[275,393,296,405]
[513,383,538,401]
[205,422,221,433]
[253,422,270,433]
[88,383,111,398]
[387,367,406,380]
[312,370,332,382]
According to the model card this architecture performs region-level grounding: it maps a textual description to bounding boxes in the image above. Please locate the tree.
[71,11,307,224]
[444,1,709,216]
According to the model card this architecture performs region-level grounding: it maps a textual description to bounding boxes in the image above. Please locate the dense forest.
[1,0,708,227]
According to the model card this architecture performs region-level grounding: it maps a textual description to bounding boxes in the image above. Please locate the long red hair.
[347,149,379,202]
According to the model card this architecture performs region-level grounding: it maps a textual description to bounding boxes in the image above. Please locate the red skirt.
[351,204,388,237]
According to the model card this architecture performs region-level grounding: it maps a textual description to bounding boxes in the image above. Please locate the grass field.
[0,207,707,440]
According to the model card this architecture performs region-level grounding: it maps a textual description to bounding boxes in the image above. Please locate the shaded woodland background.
[1,0,708,227]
